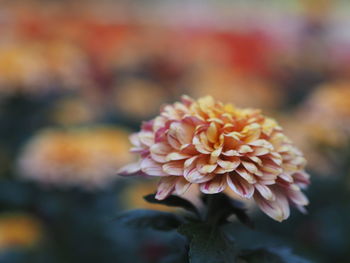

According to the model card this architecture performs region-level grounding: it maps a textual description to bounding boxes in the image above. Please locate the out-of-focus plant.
[284,81,350,175]
[50,97,101,126]
[17,126,133,190]
[187,65,283,112]
[0,41,88,97]
[113,78,169,120]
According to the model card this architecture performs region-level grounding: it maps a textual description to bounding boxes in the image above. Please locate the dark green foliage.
[116,209,183,231]
[135,193,309,263]
[178,222,236,263]
[144,194,200,217]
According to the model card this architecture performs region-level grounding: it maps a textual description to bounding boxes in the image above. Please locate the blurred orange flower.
[188,65,282,111]
[113,78,169,120]
[51,97,100,126]
[283,82,350,175]
[0,41,88,96]
[299,81,350,143]
[18,126,133,189]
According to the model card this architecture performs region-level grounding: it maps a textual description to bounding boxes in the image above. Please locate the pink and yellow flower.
[120,96,310,221]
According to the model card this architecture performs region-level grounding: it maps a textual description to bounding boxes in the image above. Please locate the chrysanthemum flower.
[120,96,310,221]
[18,126,133,189]
[0,213,43,251]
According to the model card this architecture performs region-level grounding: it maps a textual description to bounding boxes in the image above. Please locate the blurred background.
[0,0,350,262]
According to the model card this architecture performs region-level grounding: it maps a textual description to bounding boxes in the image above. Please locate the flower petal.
[222,149,241,156]
[210,147,222,164]
[184,155,199,167]
[150,143,171,163]
[238,145,253,153]
[293,171,310,189]
[249,139,273,149]
[199,164,217,174]
[200,175,226,194]
[207,122,218,143]
[171,122,194,145]
[278,173,294,183]
[175,178,192,195]
[139,132,154,146]
[255,190,290,222]
[184,165,215,183]
[141,157,167,176]
[287,188,309,206]
[130,133,142,147]
[155,177,177,200]
[167,124,181,150]
[217,158,240,172]
[162,161,184,176]
[193,136,211,154]
[242,123,261,142]
[255,184,275,201]
[242,161,258,174]
[236,167,256,184]
[252,147,270,156]
[226,174,254,198]
[118,161,142,176]
[166,152,190,161]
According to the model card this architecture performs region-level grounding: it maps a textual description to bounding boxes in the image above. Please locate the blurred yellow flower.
[0,43,47,94]
[279,116,334,175]
[0,41,87,96]
[51,97,99,126]
[113,78,169,119]
[188,65,282,111]
[298,81,350,147]
[0,213,42,251]
[281,83,350,174]
[18,126,134,189]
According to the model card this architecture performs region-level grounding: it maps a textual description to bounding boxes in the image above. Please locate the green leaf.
[115,209,183,231]
[144,194,200,217]
[238,247,310,263]
[178,222,237,263]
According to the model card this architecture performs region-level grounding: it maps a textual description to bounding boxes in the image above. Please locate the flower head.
[121,96,310,221]
[18,126,133,189]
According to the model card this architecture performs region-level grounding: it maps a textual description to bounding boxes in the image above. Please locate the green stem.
[205,194,215,221]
